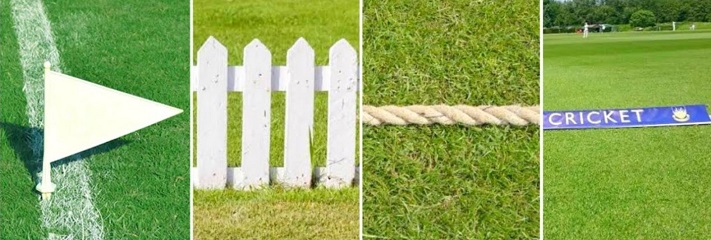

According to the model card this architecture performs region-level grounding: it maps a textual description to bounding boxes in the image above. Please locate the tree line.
[544,0,711,27]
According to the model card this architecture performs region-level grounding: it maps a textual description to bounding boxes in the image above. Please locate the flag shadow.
[0,122,130,188]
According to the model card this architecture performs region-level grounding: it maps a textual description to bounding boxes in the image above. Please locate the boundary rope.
[363,105,540,126]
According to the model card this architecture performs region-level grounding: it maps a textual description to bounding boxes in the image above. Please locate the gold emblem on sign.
[672,107,690,122]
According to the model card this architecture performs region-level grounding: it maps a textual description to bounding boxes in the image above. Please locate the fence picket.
[240,39,272,189]
[325,39,357,188]
[283,38,315,187]
[196,36,228,189]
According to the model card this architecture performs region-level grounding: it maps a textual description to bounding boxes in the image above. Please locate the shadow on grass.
[1,122,130,191]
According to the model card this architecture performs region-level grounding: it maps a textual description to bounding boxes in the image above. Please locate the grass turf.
[192,0,359,239]
[544,30,711,239]
[362,0,539,238]
[1,0,190,238]
[194,187,359,239]
[0,0,45,237]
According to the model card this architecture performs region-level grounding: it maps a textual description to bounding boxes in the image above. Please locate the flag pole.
[36,61,56,200]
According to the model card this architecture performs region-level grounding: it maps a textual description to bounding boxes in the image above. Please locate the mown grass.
[194,188,359,239]
[1,0,190,238]
[544,30,711,239]
[48,0,190,238]
[0,1,45,238]
[363,0,540,238]
[192,0,359,239]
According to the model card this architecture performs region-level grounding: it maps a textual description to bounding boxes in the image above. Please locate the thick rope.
[363,105,540,126]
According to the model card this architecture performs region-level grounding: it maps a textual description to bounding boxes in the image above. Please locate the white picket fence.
[191,37,359,189]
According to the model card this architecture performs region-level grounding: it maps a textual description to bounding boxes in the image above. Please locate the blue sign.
[543,104,711,130]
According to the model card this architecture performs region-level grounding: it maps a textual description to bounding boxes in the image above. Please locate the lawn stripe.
[9,0,105,239]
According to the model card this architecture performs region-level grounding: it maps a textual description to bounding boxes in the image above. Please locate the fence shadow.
[0,122,130,185]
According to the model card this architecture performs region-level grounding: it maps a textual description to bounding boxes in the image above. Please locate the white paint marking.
[9,0,105,238]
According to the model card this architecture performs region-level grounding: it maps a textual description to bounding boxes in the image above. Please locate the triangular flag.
[44,68,182,162]
[38,62,182,199]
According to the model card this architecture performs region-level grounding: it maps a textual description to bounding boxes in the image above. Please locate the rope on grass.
[363,105,540,126]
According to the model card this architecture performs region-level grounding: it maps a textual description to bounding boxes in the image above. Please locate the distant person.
[673,21,676,31]
[583,22,589,38]
[691,23,696,31]
[601,24,606,33]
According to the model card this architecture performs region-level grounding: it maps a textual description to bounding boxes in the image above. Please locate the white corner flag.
[37,62,183,199]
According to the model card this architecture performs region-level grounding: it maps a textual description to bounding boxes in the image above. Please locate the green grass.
[1,0,189,238]
[544,30,711,239]
[193,0,359,239]
[194,188,359,239]
[0,1,45,237]
[363,0,539,238]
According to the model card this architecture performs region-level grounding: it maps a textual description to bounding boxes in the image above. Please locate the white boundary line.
[9,0,105,239]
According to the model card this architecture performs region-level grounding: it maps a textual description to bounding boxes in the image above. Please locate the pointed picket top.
[329,39,358,93]
[329,39,357,60]
[288,38,314,60]
[287,38,314,86]
[245,39,270,57]
[198,36,227,57]
[243,39,271,88]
